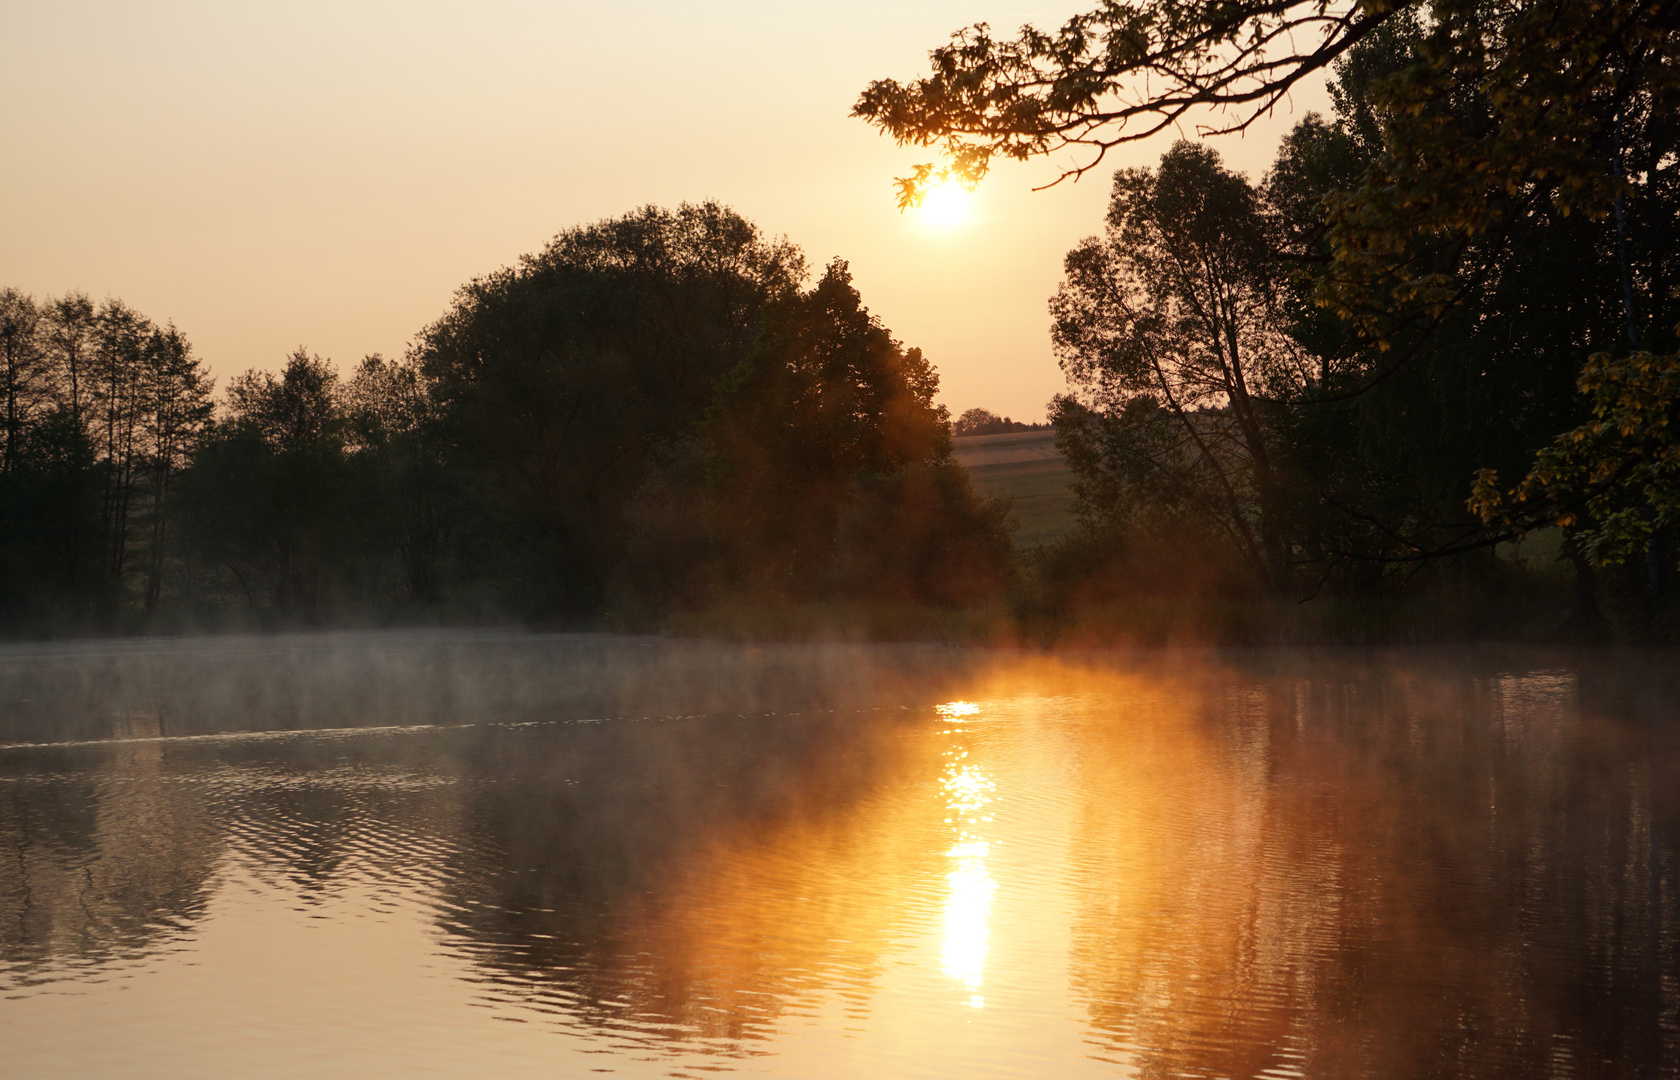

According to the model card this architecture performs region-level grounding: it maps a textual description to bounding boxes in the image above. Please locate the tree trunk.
[1566,545,1608,641]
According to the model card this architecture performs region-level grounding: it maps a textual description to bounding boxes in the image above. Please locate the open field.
[952,429,1076,547]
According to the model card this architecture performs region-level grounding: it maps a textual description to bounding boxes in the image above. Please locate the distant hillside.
[952,430,1075,547]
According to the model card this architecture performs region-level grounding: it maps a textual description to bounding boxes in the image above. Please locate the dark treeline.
[1030,12,1680,641]
[9,0,1680,642]
[0,291,211,627]
[0,204,1012,633]
[855,0,1680,641]
[952,408,1048,436]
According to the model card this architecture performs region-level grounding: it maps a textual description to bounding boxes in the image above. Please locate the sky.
[0,0,1329,421]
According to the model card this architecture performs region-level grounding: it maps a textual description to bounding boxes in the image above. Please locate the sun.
[918,175,973,228]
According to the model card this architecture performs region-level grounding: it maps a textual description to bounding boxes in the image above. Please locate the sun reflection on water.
[937,701,996,1007]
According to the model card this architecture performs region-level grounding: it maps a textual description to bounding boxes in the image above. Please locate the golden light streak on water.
[938,701,998,1008]
[941,841,996,1008]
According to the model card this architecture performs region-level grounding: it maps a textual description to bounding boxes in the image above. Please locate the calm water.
[1,633,1677,1079]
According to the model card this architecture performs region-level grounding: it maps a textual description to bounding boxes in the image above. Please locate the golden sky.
[0,0,1326,420]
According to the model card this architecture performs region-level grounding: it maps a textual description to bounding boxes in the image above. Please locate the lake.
[1,633,1676,1078]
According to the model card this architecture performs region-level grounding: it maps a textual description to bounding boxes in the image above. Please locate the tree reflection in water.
[0,708,219,983]
[427,706,937,1054]
[1061,659,1680,1079]
[0,638,1676,1079]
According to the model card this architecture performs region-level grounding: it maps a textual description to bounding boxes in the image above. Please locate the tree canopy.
[1021,1,1680,632]
[857,0,1680,348]
[0,202,1014,632]
[1052,141,1304,590]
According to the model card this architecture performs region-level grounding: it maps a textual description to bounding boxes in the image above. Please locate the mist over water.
[1,634,1676,1078]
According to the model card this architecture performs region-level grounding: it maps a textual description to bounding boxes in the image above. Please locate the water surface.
[1,634,1676,1078]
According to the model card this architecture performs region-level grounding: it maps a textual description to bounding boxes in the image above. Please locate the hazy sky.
[0,0,1327,420]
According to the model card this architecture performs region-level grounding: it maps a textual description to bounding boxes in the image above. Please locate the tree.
[1050,141,1306,589]
[855,0,1680,385]
[853,0,1387,207]
[0,289,48,475]
[854,0,1678,217]
[863,0,1680,604]
[182,350,349,617]
[92,299,151,581]
[954,407,1004,435]
[1471,345,1680,583]
[1248,15,1644,592]
[0,290,209,627]
[342,354,445,603]
[135,325,213,612]
[415,202,806,614]
[703,261,1012,603]
[3,205,1016,628]
[42,292,96,426]
[0,404,104,627]
[225,347,342,452]
[952,408,1041,435]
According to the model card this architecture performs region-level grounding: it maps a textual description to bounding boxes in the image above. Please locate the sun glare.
[918,177,972,228]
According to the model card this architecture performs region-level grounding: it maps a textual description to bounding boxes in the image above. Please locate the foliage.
[1254,18,1649,584]
[409,207,1012,617]
[0,406,105,626]
[414,201,807,615]
[853,0,1680,236]
[179,350,357,616]
[1471,346,1680,567]
[0,289,213,627]
[852,0,1384,205]
[862,0,1680,630]
[1,203,1014,632]
[702,261,1012,604]
[133,324,215,611]
[952,407,1043,435]
[1050,141,1307,589]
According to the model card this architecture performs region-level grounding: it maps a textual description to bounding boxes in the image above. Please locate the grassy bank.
[952,430,1076,548]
